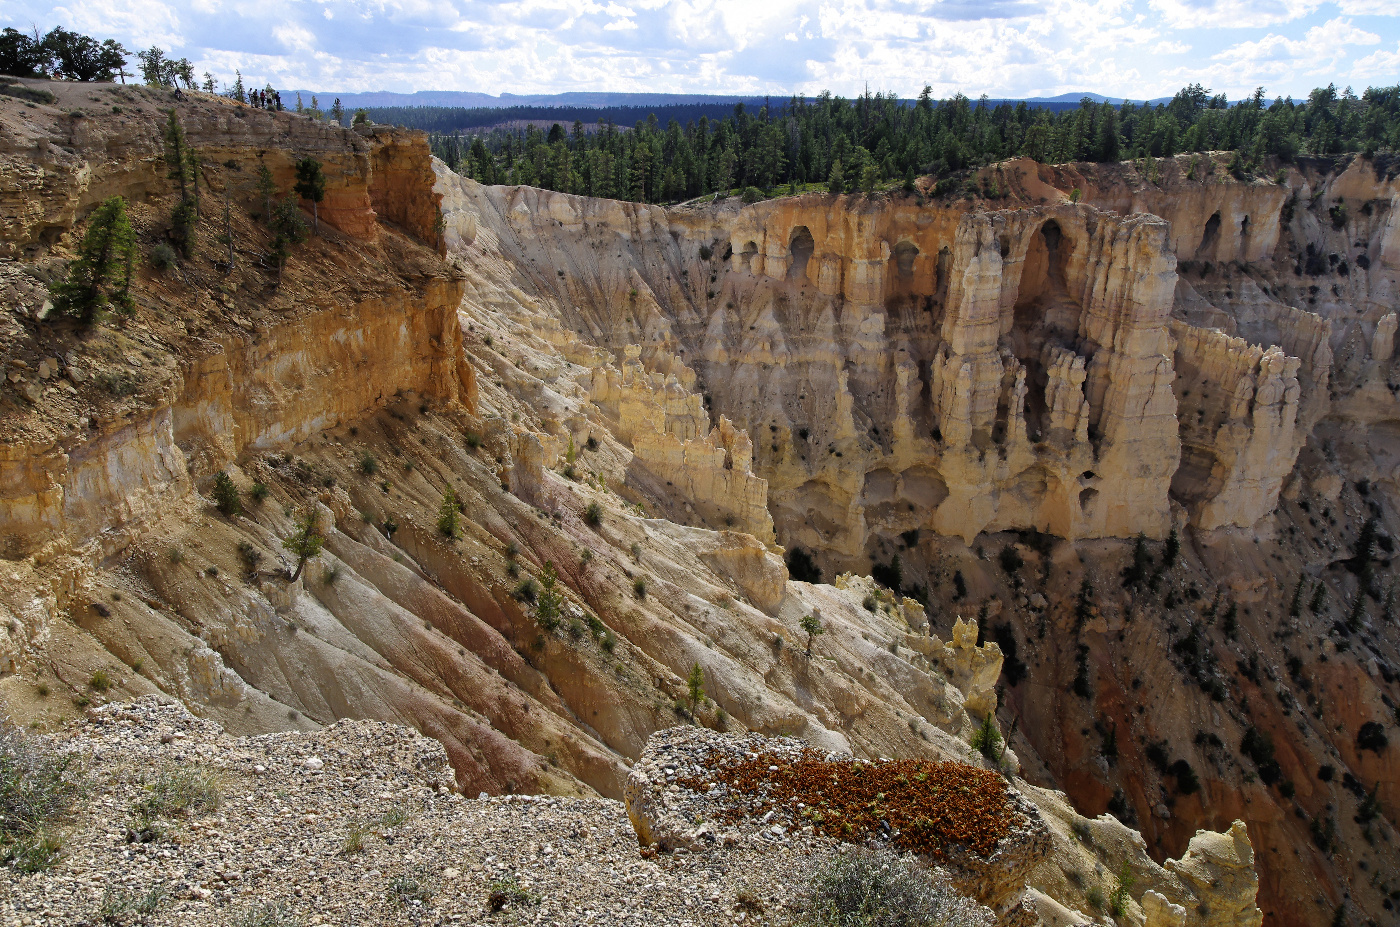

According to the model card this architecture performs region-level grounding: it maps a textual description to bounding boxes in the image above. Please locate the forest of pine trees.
[415,84,1400,205]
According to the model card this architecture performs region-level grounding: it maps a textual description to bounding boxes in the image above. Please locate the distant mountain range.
[295,90,1176,111]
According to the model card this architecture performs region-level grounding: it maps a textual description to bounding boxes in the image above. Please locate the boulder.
[625,726,1050,927]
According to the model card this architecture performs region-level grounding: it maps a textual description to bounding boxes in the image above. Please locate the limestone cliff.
[5,84,1397,927]
[440,176,1186,569]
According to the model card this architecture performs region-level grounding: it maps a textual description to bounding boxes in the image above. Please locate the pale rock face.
[1371,312,1396,363]
[1022,782,1265,927]
[587,346,775,542]
[1171,323,1305,530]
[438,171,1186,570]
[1143,891,1188,927]
[693,529,787,616]
[935,615,1004,719]
[1164,822,1264,927]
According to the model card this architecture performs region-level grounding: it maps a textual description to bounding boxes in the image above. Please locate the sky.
[4,0,1398,101]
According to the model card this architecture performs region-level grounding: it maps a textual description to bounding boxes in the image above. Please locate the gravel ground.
[2,699,822,927]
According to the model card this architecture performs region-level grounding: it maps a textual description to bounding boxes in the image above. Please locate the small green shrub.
[534,562,563,631]
[584,501,603,527]
[632,577,647,600]
[358,452,378,475]
[0,721,83,872]
[212,471,242,517]
[237,540,263,576]
[150,242,179,271]
[969,712,1002,761]
[1109,861,1135,918]
[131,764,223,825]
[513,577,539,603]
[388,871,431,907]
[487,876,539,912]
[342,821,370,854]
[231,900,298,927]
[100,883,168,924]
[89,669,112,692]
[249,481,269,502]
[0,83,55,104]
[802,846,993,927]
[465,431,482,449]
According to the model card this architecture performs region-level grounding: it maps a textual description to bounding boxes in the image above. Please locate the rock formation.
[625,726,1052,927]
[442,175,1190,567]
[7,82,1400,927]
[1170,322,1304,530]
[587,344,775,543]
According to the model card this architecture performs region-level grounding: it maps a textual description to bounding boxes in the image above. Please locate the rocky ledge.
[624,726,1052,927]
[4,699,848,926]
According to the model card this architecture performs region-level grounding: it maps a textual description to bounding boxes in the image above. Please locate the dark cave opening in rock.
[788,226,814,283]
[1196,212,1221,260]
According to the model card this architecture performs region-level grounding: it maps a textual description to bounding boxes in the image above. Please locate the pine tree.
[860,162,879,194]
[185,145,201,218]
[212,471,242,517]
[268,196,308,283]
[169,197,197,259]
[437,485,460,538]
[254,163,277,219]
[293,158,327,234]
[800,612,824,656]
[217,188,235,271]
[331,97,344,125]
[136,46,169,86]
[827,159,844,194]
[1309,582,1327,615]
[1163,527,1180,568]
[686,662,706,719]
[1289,574,1306,618]
[162,110,189,200]
[282,509,325,582]
[50,196,137,325]
[535,561,563,631]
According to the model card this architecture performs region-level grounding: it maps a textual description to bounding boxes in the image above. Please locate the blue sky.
[4,0,1397,100]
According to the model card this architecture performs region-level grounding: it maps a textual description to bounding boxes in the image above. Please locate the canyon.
[0,79,1397,927]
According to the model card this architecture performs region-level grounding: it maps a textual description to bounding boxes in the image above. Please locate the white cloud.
[1206,17,1378,85]
[13,0,1400,99]
[1333,0,1399,14]
[1349,41,1400,79]
[1147,0,1320,28]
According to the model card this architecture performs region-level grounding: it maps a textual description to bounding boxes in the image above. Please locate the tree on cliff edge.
[50,196,136,325]
[293,157,326,234]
